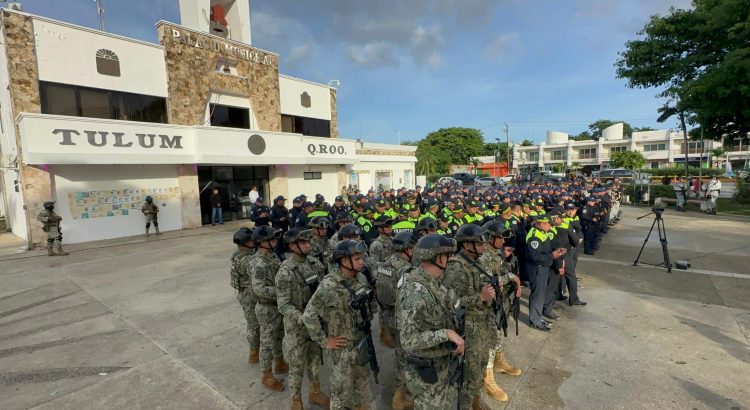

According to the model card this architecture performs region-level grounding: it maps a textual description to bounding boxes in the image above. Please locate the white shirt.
[248,189,259,204]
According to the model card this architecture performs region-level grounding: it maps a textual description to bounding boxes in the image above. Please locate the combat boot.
[47,244,55,257]
[55,245,70,256]
[248,347,259,364]
[472,393,492,409]
[155,225,161,235]
[262,368,284,391]
[391,387,414,410]
[494,352,521,376]
[483,368,509,402]
[291,393,304,410]
[145,227,150,237]
[308,381,330,409]
[380,326,396,349]
[274,357,289,374]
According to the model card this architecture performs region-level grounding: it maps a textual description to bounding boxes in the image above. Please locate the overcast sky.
[20,0,693,144]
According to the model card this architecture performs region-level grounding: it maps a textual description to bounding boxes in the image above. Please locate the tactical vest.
[230,248,253,290]
[376,255,410,308]
[404,271,455,359]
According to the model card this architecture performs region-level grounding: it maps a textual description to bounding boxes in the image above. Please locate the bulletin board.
[66,187,180,220]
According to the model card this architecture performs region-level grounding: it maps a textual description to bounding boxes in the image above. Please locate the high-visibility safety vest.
[526,227,549,243]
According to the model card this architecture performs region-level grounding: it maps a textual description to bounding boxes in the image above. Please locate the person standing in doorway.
[248,186,260,217]
[211,188,224,225]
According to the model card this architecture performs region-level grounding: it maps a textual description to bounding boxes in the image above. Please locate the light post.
[495,137,500,177]
[504,123,510,174]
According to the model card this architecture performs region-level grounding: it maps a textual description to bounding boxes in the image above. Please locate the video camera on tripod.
[634,207,672,272]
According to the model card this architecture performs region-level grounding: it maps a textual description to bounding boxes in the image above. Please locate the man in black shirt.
[269,196,289,232]
[251,197,270,226]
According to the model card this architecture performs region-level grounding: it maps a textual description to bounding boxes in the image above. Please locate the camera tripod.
[633,210,672,273]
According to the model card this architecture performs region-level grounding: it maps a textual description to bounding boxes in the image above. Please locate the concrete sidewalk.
[1,209,748,409]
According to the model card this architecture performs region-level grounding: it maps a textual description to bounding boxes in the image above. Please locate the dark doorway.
[198,166,270,225]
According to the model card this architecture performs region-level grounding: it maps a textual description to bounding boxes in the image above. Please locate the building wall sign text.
[307,143,346,156]
[53,129,184,150]
[171,28,276,67]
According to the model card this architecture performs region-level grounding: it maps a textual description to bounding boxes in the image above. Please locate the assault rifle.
[342,280,380,383]
[459,253,510,336]
[448,305,466,410]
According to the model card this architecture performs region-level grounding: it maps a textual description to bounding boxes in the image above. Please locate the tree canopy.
[415,127,485,175]
[609,151,646,170]
[616,0,750,140]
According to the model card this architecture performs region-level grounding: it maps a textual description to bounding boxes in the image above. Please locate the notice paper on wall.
[66,187,180,220]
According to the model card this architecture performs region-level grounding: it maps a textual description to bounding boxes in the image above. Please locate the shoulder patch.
[530,240,539,250]
[377,266,394,277]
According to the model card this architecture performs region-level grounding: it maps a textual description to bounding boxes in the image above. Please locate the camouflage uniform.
[302,265,372,409]
[310,234,331,265]
[442,252,494,410]
[377,253,411,389]
[249,250,284,370]
[328,235,342,258]
[276,253,326,396]
[36,209,64,254]
[231,247,259,351]
[398,266,459,409]
[478,248,518,366]
[141,201,159,235]
[368,234,393,266]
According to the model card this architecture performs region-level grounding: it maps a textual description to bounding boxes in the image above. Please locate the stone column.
[330,88,339,139]
[269,165,289,202]
[3,11,52,248]
[177,164,201,229]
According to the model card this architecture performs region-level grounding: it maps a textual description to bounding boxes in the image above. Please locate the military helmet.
[308,216,331,229]
[43,201,55,211]
[337,224,362,240]
[251,225,282,242]
[233,227,254,245]
[145,196,153,203]
[416,217,438,232]
[374,215,395,228]
[333,239,368,261]
[454,224,489,243]
[334,212,353,223]
[482,220,513,240]
[414,234,456,262]
[392,230,417,251]
[284,228,314,244]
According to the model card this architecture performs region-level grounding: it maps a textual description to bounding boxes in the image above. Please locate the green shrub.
[735,180,750,204]
[639,166,724,177]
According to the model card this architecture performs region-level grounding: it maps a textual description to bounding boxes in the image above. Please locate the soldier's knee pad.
[47,238,55,244]
[153,222,158,227]
[146,222,151,228]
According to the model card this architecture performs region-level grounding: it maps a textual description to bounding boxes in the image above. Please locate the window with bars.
[304,171,322,180]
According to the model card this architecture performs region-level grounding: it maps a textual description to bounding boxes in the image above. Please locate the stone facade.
[3,11,52,248]
[330,88,339,139]
[157,22,284,227]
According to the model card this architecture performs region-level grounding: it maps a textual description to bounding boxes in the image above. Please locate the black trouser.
[527,264,550,325]
[544,266,561,312]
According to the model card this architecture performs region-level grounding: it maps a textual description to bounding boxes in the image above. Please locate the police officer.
[37,201,69,256]
[526,215,565,331]
[295,201,315,228]
[442,224,498,409]
[275,228,330,410]
[398,234,465,410]
[580,196,598,255]
[270,195,290,231]
[249,226,287,391]
[252,197,271,226]
[141,196,160,236]
[302,240,374,410]
[231,227,260,364]
[378,231,417,410]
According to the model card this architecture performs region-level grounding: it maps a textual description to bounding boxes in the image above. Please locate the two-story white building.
[0,0,415,247]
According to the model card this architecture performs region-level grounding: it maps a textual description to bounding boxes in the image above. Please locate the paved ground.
[1,207,749,410]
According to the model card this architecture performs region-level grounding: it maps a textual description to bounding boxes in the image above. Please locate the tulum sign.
[170,28,276,67]
[53,129,184,149]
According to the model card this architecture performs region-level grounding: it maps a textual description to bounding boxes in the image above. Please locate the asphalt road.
[1,207,748,409]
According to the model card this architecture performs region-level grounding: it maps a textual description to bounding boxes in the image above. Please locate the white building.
[512,123,740,174]
[0,0,415,247]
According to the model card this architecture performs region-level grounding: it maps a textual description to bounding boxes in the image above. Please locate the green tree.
[400,140,419,146]
[521,139,535,146]
[616,0,750,140]
[610,151,646,170]
[415,144,438,176]
[482,142,509,162]
[418,128,485,174]
[586,120,633,140]
[570,131,593,141]
[633,126,655,132]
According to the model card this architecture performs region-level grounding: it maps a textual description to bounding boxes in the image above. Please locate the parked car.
[476,177,497,187]
[436,176,463,186]
[497,174,516,185]
[451,172,478,185]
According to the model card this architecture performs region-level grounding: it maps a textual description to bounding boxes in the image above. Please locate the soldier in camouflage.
[308,216,332,266]
[329,213,354,250]
[330,224,362,264]
[378,231,416,410]
[275,228,331,410]
[478,221,523,402]
[398,234,465,410]
[369,215,396,349]
[442,224,497,410]
[302,240,373,410]
[36,201,69,256]
[249,225,288,391]
[141,196,160,237]
[230,227,260,364]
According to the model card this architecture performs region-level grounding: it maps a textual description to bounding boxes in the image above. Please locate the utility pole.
[96,0,105,31]
[504,123,510,175]
[395,130,401,145]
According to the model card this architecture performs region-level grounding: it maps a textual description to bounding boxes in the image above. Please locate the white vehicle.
[497,174,516,184]
[436,176,463,186]
[477,177,496,187]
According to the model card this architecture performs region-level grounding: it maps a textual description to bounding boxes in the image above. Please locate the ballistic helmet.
[337,224,362,240]
[233,227,254,245]
[308,216,331,229]
[333,239,368,261]
[414,234,456,263]
[415,217,438,232]
[392,231,417,252]
[251,225,282,242]
[43,201,55,211]
[453,224,489,243]
[284,228,314,244]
